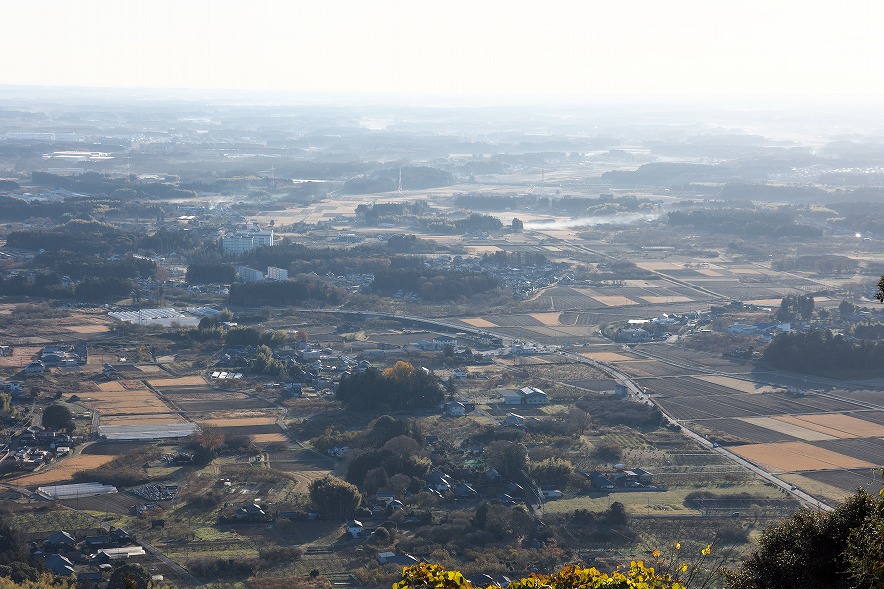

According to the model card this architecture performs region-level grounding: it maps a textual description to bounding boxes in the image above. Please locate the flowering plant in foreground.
[394,545,719,589]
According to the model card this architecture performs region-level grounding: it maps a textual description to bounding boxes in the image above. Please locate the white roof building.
[221,227,274,254]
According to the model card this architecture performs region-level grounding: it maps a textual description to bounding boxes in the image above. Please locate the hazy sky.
[3,1,883,105]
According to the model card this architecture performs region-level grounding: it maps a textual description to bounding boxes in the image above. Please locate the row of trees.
[763,329,884,376]
[371,266,498,301]
[228,279,346,307]
[6,219,139,256]
[32,171,197,200]
[0,273,132,302]
[667,209,822,239]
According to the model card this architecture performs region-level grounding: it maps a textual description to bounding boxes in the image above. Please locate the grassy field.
[543,481,787,516]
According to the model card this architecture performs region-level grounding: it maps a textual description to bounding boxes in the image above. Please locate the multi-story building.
[266,266,289,281]
[234,266,264,283]
[221,227,274,254]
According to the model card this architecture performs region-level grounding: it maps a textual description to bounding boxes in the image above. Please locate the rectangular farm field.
[704,418,800,444]
[809,437,884,464]
[798,468,884,496]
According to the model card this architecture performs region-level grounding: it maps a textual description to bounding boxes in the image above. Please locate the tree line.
[228,278,345,307]
[336,361,444,411]
[371,265,498,301]
[763,329,884,376]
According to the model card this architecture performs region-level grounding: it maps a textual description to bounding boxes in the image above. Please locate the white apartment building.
[267,266,289,281]
[221,227,275,254]
[234,266,264,283]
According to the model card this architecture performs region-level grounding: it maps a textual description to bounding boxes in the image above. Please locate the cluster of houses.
[23,343,88,375]
[36,528,146,582]
[0,379,24,394]
[40,343,88,367]
[7,426,79,472]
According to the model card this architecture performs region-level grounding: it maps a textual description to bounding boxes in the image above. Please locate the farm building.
[37,482,118,500]
[97,422,199,441]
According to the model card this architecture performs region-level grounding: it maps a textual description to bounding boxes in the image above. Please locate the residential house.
[25,361,45,375]
[503,413,525,427]
[445,401,466,417]
[83,535,110,552]
[588,471,615,490]
[44,531,77,552]
[500,389,524,405]
[520,386,549,405]
[346,520,364,538]
[44,554,75,576]
[623,468,654,485]
[426,471,452,492]
[453,483,478,498]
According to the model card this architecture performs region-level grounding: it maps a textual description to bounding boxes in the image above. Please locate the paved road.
[560,350,834,512]
[0,482,203,585]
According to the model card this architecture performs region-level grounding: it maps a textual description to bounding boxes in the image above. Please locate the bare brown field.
[580,351,635,362]
[739,417,837,441]
[731,441,875,473]
[80,390,173,415]
[65,324,110,333]
[460,317,497,328]
[198,416,278,428]
[0,346,39,368]
[730,268,763,275]
[93,381,144,393]
[792,414,884,438]
[635,261,683,271]
[101,414,187,426]
[148,376,207,387]
[590,295,639,306]
[136,365,165,373]
[13,455,116,486]
[774,415,854,439]
[465,245,503,254]
[252,433,288,443]
[85,352,116,368]
[530,312,563,326]
[744,299,784,307]
[693,375,778,394]
[695,269,724,277]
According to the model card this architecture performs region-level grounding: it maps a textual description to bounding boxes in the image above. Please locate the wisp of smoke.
[525,212,661,230]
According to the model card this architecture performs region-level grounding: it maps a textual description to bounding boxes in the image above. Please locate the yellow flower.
[652,550,661,558]
[702,545,712,556]
[681,563,689,572]
[674,543,681,550]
